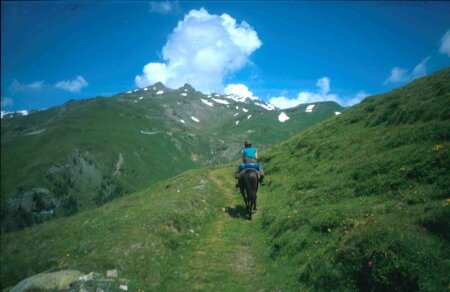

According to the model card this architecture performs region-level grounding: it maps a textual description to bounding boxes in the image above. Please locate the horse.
[238,168,259,220]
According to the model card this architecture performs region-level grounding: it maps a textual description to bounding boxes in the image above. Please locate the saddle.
[239,167,260,180]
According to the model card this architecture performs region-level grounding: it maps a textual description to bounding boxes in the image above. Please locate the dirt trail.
[113,153,123,176]
[185,168,268,291]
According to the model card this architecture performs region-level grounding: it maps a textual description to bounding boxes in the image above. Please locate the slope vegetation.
[1,167,290,291]
[258,67,450,290]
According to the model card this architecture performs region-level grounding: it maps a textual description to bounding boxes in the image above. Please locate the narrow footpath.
[183,168,271,291]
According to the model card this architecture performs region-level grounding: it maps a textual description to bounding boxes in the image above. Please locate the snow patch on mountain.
[191,116,200,123]
[180,119,185,124]
[234,113,239,116]
[305,104,315,112]
[255,102,275,111]
[236,121,239,125]
[247,114,252,120]
[335,111,341,115]
[180,93,187,97]
[139,96,144,100]
[242,108,248,113]
[278,112,290,123]
[1,110,29,119]
[225,94,248,103]
[156,90,164,95]
[212,98,230,105]
[201,99,213,107]
[144,88,148,91]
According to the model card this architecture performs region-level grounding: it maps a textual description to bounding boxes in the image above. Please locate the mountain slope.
[1,68,448,291]
[257,67,450,290]
[1,83,342,231]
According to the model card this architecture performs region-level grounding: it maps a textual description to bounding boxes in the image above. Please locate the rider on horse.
[235,140,265,187]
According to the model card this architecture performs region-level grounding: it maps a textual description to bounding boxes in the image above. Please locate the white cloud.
[10,79,44,92]
[55,76,88,92]
[269,96,303,109]
[383,67,409,85]
[269,77,340,109]
[1,97,14,108]
[135,8,262,93]
[149,1,180,14]
[384,56,431,85]
[316,77,330,95]
[346,91,370,107]
[269,77,368,109]
[224,84,258,100]
[439,29,450,57]
[411,56,430,79]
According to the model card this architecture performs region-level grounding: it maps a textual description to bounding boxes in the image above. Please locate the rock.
[119,284,128,291]
[106,269,118,278]
[10,270,82,291]
[79,272,94,281]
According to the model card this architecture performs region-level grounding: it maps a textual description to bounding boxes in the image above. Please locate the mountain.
[1,68,448,291]
[0,84,342,231]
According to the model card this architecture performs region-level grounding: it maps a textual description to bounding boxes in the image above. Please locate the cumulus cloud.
[269,77,340,109]
[149,1,180,14]
[384,56,431,85]
[439,29,450,57]
[1,97,13,108]
[55,76,88,92]
[135,8,262,93]
[269,77,369,109]
[224,84,258,100]
[411,56,430,79]
[346,91,370,107]
[383,67,410,85]
[10,79,44,92]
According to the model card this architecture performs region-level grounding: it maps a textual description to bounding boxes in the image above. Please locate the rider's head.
[244,140,252,148]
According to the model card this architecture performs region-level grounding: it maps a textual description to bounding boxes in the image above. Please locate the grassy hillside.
[1,68,449,290]
[0,167,293,291]
[258,67,450,290]
[1,83,341,232]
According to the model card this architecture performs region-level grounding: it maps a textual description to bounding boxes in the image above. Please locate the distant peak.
[179,83,195,91]
[152,82,167,89]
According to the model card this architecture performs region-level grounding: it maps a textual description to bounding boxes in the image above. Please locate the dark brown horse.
[238,168,259,220]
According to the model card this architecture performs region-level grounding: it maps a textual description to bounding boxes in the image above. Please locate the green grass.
[257,67,450,290]
[0,166,296,291]
[1,68,448,290]
[1,168,225,289]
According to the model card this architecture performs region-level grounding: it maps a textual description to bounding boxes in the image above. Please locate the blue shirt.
[242,147,257,162]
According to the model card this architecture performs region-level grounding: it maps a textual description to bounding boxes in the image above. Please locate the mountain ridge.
[1,83,342,231]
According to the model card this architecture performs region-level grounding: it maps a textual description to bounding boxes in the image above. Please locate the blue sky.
[2,1,450,112]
